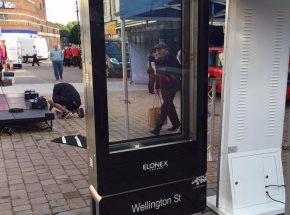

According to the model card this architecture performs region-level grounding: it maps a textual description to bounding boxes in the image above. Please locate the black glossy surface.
[87,0,209,210]
[99,179,206,215]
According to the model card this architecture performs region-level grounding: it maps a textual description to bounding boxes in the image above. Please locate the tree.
[69,24,80,45]
[67,21,78,31]
[55,22,80,45]
[56,23,69,31]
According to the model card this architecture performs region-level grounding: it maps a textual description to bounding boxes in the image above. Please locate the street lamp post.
[76,0,82,69]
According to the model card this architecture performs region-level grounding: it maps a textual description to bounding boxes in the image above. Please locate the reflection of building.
[104,0,120,23]
[104,0,182,84]
[103,0,181,48]
[0,0,60,49]
[103,0,120,37]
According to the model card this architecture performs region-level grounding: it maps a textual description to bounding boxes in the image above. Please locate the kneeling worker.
[48,82,84,119]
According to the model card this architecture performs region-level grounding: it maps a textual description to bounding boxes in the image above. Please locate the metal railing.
[207,78,222,162]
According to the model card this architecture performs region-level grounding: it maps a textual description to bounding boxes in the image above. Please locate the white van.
[1,37,22,69]
[18,37,49,63]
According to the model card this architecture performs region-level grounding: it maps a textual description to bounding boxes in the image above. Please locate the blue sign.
[120,0,181,21]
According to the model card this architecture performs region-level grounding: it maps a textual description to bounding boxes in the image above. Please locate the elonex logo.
[143,161,168,171]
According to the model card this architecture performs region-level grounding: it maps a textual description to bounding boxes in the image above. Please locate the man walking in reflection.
[150,42,181,136]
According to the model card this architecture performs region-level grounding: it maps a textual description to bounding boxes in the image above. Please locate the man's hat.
[154,42,168,50]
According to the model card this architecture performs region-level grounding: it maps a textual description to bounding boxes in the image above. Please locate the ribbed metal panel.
[236,9,253,140]
[267,10,286,136]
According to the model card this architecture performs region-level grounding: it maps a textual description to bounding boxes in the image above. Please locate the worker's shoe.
[64,111,73,119]
[77,108,85,118]
[58,111,73,119]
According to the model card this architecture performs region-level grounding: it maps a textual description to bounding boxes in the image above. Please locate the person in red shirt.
[71,45,80,67]
[0,40,7,70]
[64,47,72,67]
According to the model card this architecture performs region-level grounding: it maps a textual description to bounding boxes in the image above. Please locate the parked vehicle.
[105,38,131,78]
[208,48,290,101]
[18,37,49,63]
[208,47,223,93]
[286,57,290,100]
[0,37,22,69]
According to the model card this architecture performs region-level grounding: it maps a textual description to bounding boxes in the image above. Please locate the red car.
[208,47,223,93]
[208,48,290,100]
[287,57,290,100]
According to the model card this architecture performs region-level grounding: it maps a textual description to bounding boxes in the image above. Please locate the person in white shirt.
[32,45,39,66]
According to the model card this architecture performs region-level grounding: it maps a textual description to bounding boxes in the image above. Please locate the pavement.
[0,62,287,215]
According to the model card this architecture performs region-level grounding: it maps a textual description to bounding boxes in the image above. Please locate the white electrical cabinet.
[207,0,290,214]
[208,149,285,215]
[229,149,284,211]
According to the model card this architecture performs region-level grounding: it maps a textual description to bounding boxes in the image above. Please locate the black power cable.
[266,191,285,205]
[265,185,285,188]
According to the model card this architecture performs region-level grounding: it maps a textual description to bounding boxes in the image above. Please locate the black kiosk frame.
[81,0,209,214]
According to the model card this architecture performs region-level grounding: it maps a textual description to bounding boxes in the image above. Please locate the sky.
[45,0,80,24]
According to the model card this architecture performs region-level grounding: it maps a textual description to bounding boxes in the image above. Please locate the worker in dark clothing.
[32,45,40,67]
[48,82,84,119]
[150,42,181,136]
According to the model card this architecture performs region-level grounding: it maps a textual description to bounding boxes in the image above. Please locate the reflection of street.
[108,91,181,142]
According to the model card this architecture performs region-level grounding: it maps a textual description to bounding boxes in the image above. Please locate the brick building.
[0,0,60,49]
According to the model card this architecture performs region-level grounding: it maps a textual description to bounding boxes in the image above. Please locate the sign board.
[105,21,117,36]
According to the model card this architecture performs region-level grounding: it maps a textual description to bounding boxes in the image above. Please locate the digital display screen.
[104,0,192,152]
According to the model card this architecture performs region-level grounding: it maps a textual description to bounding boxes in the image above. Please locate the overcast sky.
[45,0,80,24]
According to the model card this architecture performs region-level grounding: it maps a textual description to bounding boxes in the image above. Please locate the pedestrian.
[0,46,2,72]
[147,48,158,94]
[32,45,40,66]
[71,45,80,67]
[50,44,64,80]
[64,47,72,66]
[47,81,84,119]
[0,40,7,70]
[150,42,181,136]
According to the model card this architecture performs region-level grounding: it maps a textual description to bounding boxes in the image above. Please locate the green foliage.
[69,24,80,45]
[56,23,69,31]
[66,21,78,31]
[55,22,80,45]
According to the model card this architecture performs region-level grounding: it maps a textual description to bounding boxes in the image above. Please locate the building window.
[0,14,7,19]
[40,25,43,31]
